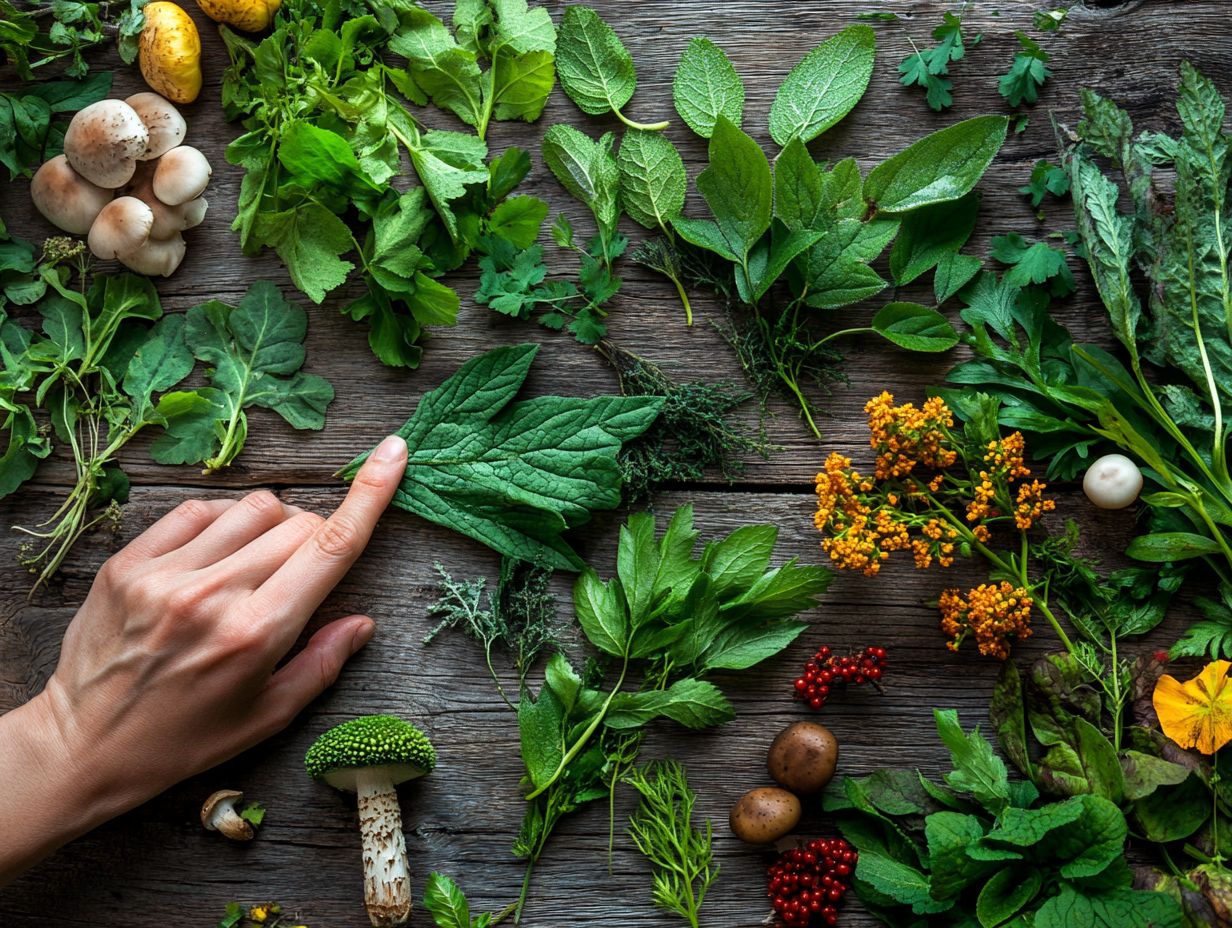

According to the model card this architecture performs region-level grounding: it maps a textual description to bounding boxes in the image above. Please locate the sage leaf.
[872,302,960,353]
[673,36,744,138]
[556,5,639,119]
[617,129,686,231]
[865,115,1009,213]
[768,24,875,147]
[340,344,663,570]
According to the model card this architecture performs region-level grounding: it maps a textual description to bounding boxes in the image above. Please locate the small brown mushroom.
[200,789,255,841]
[119,232,187,277]
[125,160,208,239]
[730,787,801,845]
[152,145,211,206]
[63,99,150,189]
[767,721,839,795]
[88,196,154,260]
[124,92,187,160]
[30,155,113,234]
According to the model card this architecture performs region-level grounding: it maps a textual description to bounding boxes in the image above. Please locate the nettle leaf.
[159,282,334,473]
[872,303,959,353]
[421,872,472,928]
[617,129,686,231]
[673,37,744,138]
[340,345,663,570]
[865,115,1008,214]
[768,24,875,147]
[555,5,637,118]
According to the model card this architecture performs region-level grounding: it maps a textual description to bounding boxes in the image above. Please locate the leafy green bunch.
[0,0,145,80]
[0,69,111,180]
[945,63,1232,659]
[825,709,1182,927]
[219,0,556,367]
[0,227,332,587]
[511,505,829,921]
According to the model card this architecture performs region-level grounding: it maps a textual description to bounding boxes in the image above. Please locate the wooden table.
[2,1,1227,924]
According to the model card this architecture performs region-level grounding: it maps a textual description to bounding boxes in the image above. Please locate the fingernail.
[371,434,407,464]
[350,619,376,654]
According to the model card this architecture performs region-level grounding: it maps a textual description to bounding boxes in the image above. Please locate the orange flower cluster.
[865,392,957,480]
[965,433,1055,530]
[939,582,1034,660]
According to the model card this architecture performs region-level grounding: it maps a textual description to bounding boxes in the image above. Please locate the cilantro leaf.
[1020,159,1071,208]
[1000,32,1052,107]
[897,12,977,112]
[990,232,1076,297]
[340,345,663,569]
[672,36,745,139]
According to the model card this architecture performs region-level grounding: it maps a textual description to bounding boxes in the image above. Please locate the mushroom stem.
[209,804,254,841]
[356,768,412,927]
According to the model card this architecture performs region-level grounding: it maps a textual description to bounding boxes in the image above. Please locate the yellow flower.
[249,906,270,924]
[1153,660,1232,755]
[939,582,1033,659]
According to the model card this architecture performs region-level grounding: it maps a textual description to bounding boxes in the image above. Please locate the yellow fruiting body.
[195,0,280,32]
[139,2,203,104]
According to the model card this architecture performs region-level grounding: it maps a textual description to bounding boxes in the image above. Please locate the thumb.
[255,616,376,735]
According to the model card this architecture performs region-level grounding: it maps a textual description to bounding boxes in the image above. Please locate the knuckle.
[242,490,282,518]
[173,498,214,525]
[164,584,209,623]
[312,515,363,560]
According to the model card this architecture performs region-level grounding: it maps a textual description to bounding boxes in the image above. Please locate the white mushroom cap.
[152,146,211,206]
[119,232,187,277]
[125,161,208,239]
[30,155,113,234]
[88,196,154,260]
[124,92,187,161]
[63,99,150,189]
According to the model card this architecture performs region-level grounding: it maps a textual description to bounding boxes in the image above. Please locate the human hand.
[0,434,408,882]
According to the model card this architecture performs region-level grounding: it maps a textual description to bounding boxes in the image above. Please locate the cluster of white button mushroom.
[29,92,212,277]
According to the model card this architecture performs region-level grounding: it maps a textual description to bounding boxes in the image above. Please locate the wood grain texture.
[0,0,1228,925]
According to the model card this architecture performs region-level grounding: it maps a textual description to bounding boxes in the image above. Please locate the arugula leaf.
[555,5,666,131]
[340,345,663,569]
[155,282,334,473]
[673,37,744,139]
[768,24,875,147]
[934,709,1011,815]
[865,115,1009,213]
[1000,32,1052,107]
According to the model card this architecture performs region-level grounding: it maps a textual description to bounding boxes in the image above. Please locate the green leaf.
[340,345,662,570]
[519,683,566,790]
[872,302,959,353]
[422,872,471,928]
[768,25,875,147]
[999,33,1051,108]
[1132,773,1209,842]
[865,115,1009,213]
[617,129,686,231]
[1033,886,1181,928]
[795,218,899,309]
[934,709,1010,814]
[252,203,354,304]
[121,314,195,424]
[693,116,773,262]
[699,620,809,672]
[934,251,983,304]
[181,282,334,472]
[606,677,734,730]
[926,811,995,898]
[390,10,484,128]
[889,193,980,285]
[1119,750,1191,802]
[673,36,744,138]
[150,389,226,466]
[989,661,1033,781]
[239,801,265,827]
[541,124,621,238]
[977,868,1041,928]
[774,137,825,232]
[488,195,549,249]
[555,5,637,118]
[855,851,954,915]
[1126,532,1224,562]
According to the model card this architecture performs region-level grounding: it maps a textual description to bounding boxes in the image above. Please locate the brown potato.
[729,787,801,844]
[767,721,839,795]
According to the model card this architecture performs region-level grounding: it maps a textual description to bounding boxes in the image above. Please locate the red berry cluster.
[793,646,887,710]
[767,837,857,927]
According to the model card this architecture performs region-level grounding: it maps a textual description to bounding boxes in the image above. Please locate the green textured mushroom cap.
[304,715,436,791]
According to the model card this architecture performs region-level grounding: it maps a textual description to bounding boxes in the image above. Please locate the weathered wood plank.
[1,0,1229,925]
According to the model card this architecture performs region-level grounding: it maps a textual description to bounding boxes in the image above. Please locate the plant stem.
[613,107,669,132]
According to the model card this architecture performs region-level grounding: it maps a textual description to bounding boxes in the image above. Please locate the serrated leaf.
[673,37,744,138]
[556,5,636,117]
[769,25,875,146]
[618,129,686,231]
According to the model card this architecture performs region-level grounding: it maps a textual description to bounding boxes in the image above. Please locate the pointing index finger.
[252,435,407,638]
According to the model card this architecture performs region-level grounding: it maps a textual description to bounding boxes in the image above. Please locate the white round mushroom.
[152,146,211,206]
[124,92,187,161]
[30,155,113,234]
[1083,453,1144,510]
[119,233,187,277]
[63,99,150,189]
[125,161,208,239]
[88,196,154,260]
